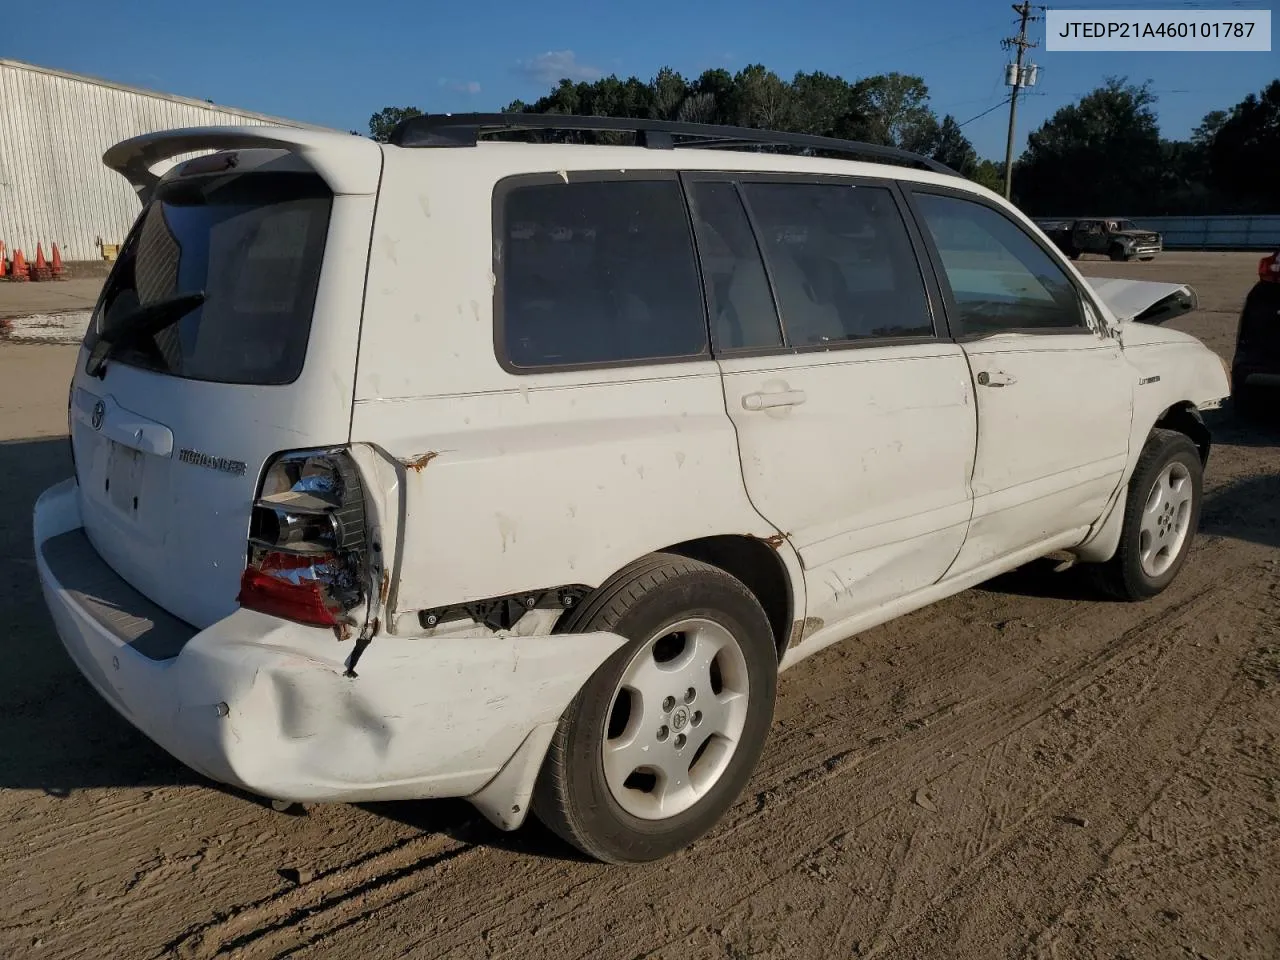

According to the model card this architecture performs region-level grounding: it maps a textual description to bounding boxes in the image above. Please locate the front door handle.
[976,370,1017,388]
[743,389,807,411]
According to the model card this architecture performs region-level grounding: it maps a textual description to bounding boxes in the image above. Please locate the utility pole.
[1002,2,1040,199]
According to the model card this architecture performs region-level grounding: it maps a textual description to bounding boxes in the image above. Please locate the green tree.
[1191,109,1228,147]
[970,159,1005,194]
[851,73,936,148]
[649,67,689,121]
[492,63,1000,177]
[1013,77,1165,215]
[1207,80,1280,212]
[729,64,794,130]
[790,71,862,138]
[368,106,422,142]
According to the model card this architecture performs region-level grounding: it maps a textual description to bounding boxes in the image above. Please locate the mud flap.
[467,722,557,831]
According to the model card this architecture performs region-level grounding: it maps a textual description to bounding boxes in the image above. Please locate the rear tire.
[1096,430,1202,601]
[533,553,778,864]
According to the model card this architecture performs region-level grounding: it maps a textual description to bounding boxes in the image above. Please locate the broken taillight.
[1259,252,1280,284]
[237,449,368,627]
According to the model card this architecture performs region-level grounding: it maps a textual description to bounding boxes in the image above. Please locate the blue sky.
[8,0,1276,159]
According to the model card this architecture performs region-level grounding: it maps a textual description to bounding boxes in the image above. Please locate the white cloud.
[439,78,482,95]
[515,50,603,86]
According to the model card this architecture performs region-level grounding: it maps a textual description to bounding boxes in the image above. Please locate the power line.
[958,98,1013,127]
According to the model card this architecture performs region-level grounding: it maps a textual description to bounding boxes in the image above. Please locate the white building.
[0,59,331,261]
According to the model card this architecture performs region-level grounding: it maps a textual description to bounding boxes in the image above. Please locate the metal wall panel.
[1131,215,1280,251]
[1036,214,1280,251]
[0,60,326,260]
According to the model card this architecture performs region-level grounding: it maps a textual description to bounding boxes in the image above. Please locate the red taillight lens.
[238,554,342,626]
[238,449,368,628]
[1260,253,1280,283]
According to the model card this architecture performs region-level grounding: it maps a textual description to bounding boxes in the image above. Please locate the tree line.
[366,67,1279,216]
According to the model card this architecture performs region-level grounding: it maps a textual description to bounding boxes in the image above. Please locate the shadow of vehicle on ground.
[5,412,1274,855]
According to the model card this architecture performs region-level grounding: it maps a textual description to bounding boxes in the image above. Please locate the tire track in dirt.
[301,543,1268,959]
[710,567,1254,960]
[874,570,1280,959]
[157,828,484,958]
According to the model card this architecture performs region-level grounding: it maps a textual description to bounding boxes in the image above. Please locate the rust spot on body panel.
[402,451,439,472]
[789,616,825,647]
[788,620,804,648]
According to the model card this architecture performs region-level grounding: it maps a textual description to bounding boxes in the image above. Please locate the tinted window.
[914,193,1083,335]
[688,182,782,351]
[741,182,934,346]
[500,179,707,369]
[84,172,332,385]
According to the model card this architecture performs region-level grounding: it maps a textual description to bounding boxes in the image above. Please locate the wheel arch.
[1154,401,1211,465]
[662,534,797,663]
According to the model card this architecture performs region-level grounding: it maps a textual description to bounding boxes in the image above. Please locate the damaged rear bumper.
[33,478,625,829]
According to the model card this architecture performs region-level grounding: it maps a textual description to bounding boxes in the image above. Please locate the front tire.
[1109,245,1130,262]
[533,553,779,864]
[1097,430,1202,600]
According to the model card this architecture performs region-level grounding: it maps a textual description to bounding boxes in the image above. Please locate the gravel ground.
[0,251,1276,960]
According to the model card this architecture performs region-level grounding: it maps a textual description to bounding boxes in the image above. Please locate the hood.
[1113,229,1160,239]
[1086,276,1197,325]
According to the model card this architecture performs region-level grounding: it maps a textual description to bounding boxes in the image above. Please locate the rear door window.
[739,181,935,347]
[85,172,332,385]
[497,176,708,370]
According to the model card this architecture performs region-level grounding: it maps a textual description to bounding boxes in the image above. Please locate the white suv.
[34,115,1229,863]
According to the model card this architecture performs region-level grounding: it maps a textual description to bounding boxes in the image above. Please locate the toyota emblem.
[91,400,105,431]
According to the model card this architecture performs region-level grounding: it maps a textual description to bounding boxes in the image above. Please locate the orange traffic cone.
[50,243,64,279]
[0,242,6,279]
[31,243,52,281]
[10,248,29,281]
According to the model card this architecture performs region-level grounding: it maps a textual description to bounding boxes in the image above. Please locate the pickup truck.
[1037,218,1163,262]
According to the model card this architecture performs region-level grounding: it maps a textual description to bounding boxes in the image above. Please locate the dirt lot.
[2,251,1277,959]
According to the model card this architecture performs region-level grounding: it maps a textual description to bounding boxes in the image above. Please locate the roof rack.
[387,113,960,177]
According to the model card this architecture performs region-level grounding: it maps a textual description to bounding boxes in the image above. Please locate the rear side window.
[498,178,708,370]
[740,182,935,347]
[85,172,332,385]
[913,192,1083,335]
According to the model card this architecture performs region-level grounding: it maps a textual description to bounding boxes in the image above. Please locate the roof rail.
[387,113,960,176]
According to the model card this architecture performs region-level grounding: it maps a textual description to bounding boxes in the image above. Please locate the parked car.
[1231,250,1280,415]
[34,115,1229,864]
[1039,217,1163,261]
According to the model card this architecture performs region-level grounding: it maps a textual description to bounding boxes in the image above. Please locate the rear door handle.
[976,370,1017,388]
[742,389,807,411]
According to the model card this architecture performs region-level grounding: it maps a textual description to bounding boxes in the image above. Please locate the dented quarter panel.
[351,375,779,613]
[353,147,787,614]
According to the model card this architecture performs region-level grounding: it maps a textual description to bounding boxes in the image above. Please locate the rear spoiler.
[103,126,383,203]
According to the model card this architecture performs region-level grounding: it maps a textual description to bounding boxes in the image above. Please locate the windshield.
[1114,220,1140,232]
[84,171,332,385]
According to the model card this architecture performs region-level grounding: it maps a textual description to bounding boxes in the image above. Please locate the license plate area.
[106,441,145,516]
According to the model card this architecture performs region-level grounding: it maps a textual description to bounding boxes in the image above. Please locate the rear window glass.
[498,178,708,370]
[84,172,332,385]
[740,182,935,346]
